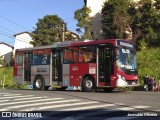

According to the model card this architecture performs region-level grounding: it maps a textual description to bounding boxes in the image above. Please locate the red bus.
[14,39,139,92]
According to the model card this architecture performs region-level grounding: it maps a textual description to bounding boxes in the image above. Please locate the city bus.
[14,39,139,92]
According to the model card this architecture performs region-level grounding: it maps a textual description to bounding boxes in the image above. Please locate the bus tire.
[34,76,45,90]
[82,77,95,92]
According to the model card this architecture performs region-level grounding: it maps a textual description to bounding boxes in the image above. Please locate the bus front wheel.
[82,77,95,92]
[34,76,45,90]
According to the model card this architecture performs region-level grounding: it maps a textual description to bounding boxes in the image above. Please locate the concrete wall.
[13,32,33,55]
[0,43,13,65]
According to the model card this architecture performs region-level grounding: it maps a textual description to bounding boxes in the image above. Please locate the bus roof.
[15,39,133,51]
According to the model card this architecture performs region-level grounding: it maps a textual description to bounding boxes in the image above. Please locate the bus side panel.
[14,65,24,85]
[31,65,50,86]
[70,64,88,86]
[62,64,70,86]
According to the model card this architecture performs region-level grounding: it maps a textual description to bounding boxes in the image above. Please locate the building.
[65,30,80,41]
[84,0,141,40]
[13,31,33,56]
[0,42,14,66]
[84,0,106,40]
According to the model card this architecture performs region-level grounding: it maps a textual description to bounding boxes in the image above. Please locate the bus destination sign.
[118,41,133,48]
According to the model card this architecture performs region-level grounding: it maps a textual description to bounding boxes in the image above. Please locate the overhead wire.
[0,16,32,32]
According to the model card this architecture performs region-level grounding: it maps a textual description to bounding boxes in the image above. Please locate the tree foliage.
[101,0,160,47]
[31,15,65,46]
[101,0,131,39]
[74,6,92,39]
[129,0,160,46]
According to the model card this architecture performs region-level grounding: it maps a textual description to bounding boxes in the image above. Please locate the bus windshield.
[117,47,137,70]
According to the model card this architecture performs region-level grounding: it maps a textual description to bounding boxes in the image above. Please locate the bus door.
[52,50,63,85]
[24,52,33,83]
[98,44,113,86]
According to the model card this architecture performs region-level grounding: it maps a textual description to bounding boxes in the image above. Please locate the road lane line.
[0,99,10,103]
[0,98,64,106]
[2,94,22,96]
[0,99,81,111]
[131,105,150,109]
[61,103,116,111]
[24,101,99,111]
[0,95,35,99]
[14,96,48,101]
[116,107,135,110]
[0,93,10,94]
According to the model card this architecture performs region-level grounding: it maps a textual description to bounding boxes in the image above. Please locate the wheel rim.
[35,79,42,88]
[85,80,93,88]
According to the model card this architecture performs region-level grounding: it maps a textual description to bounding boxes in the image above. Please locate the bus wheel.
[34,76,44,90]
[82,77,95,92]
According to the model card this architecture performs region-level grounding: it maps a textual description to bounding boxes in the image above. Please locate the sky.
[0,0,84,46]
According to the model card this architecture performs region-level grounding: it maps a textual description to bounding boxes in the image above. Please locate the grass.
[0,67,27,89]
[0,67,13,88]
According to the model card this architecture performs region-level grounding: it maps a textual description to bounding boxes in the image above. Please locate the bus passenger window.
[42,55,48,64]
[16,54,23,65]
[63,48,74,64]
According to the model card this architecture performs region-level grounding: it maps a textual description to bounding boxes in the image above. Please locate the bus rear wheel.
[82,77,95,92]
[34,76,45,90]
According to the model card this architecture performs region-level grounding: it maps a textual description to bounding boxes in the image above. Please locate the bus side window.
[16,54,23,65]
[79,46,96,63]
[63,48,74,64]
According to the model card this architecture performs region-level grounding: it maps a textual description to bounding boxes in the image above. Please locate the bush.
[0,67,13,88]
[137,47,160,85]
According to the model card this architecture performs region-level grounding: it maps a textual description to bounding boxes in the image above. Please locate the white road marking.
[0,95,35,99]
[26,101,99,111]
[3,94,22,96]
[131,105,150,109]
[62,103,116,111]
[14,96,47,101]
[0,98,63,106]
[0,99,10,103]
[116,107,135,111]
[5,99,81,111]
[0,93,10,94]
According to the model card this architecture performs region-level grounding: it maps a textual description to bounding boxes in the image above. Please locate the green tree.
[101,0,131,39]
[74,6,92,40]
[129,0,160,46]
[31,15,65,46]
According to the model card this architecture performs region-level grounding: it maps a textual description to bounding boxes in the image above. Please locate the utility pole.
[62,22,66,42]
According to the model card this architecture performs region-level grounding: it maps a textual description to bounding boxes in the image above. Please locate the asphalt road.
[0,89,160,120]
